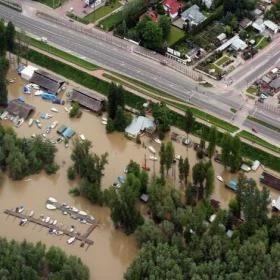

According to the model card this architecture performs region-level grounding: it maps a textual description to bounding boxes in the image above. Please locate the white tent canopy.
[21,65,38,81]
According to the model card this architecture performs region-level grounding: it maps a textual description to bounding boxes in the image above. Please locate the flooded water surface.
[0,69,279,279]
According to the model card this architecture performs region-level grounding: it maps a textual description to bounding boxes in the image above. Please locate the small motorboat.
[102,116,107,122]
[51,121,58,129]
[79,134,86,141]
[71,207,79,213]
[69,228,74,233]
[80,219,87,224]
[48,197,57,203]
[148,146,156,154]
[51,108,59,113]
[29,210,34,217]
[19,218,28,226]
[45,217,50,223]
[216,175,224,182]
[28,118,34,127]
[53,220,57,225]
[64,107,70,113]
[67,237,76,244]
[34,90,42,96]
[154,138,161,144]
[46,204,57,210]
[78,210,87,216]
[63,211,68,215]
[57,231,64,235]
[149,156,158,161]
[175,154,181,160]
[49,219,53,225]
[16,118,24,128]
[17,206,24,213]
[102,120,107,125]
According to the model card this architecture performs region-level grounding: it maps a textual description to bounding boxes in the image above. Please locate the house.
[216,35,248,52]
[71,88,105,113]
[163,0,182,19]
[269,77,280,93]
[29,70,65,95]
[264,20,279,34]
[239,18,252,29]
[6,99,35,120]
[252,18,266,33]
[252,8,263,17]
[217,33,226,42]
[181,5,206,26]
[260,172,280,191]
[125,116,155,138]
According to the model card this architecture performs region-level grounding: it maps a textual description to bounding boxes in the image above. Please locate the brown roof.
[260,172,280,191]
[71,89,105,112]
[7,99,35,119]
[30,70,64,94]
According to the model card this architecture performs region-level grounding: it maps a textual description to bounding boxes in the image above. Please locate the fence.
[36,12,202,81]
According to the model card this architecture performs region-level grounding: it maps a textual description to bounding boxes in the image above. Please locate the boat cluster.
[1,111,24,128]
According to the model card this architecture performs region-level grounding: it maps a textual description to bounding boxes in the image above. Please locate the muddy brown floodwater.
[0,69,279,279]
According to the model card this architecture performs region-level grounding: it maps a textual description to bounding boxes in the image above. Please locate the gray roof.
[270,77,280,89]
[125,116,155,137]
[6,99,35,119]
[71,88,105,112]
[30,70,64,94]
[181,5,206,25]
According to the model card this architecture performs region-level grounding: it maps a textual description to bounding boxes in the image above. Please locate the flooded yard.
[0,68,279,279]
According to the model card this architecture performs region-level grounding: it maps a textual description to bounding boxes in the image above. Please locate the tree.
[141,21,163,50]
[221,133,232,169]
[0,57,8,106]
[178,157,184,183]
[158,15,171,40]
[152,102,171,139]
[205,164,214,198]
[5,21,15,53]
[113,106,130,132]
[107,83,125,120]
[106,173,143,234]
[207,126,218,158]
[159,143,166,178]
[164,141,174,175]
[230,136,242,172]
[184,109,195,138]
[69,102,81,118]
[0,20,6,56]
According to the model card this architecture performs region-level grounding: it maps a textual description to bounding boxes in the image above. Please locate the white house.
[252,18,266,33]
[125,116,155,138]
[216,35,247,52]
[264,20,279,34]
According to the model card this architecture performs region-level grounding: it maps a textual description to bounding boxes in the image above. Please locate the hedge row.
[23,49,280,172]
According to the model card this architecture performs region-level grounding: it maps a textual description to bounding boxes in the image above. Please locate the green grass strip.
[247,116,280,134]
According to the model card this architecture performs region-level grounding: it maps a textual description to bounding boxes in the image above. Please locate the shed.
[57,125,67,135]
[30,70,65,94]
[71,88,105,113]
[62,127,75,139]
[6,99,35,120]
[264,20,279,34]
[20,65,38,81]
[260,172,280,191]
[125,116,155,138]
[217,33,226,42]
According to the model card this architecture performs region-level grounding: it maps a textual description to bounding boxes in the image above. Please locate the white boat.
[79,134,86,141]
[69,228,74,233]
[45,217,50,223]
[51,121,58,129]
[175,154,181,160]
[154,138,161,144]
[149,156,158,161]
[28,118,33,127]
[31,84,40,90]
[19,218,28,226]
[252,160,260,171]
[0,111,8,120]
[17,206,24,213]
[71,207,79,213]
[64,107,70,113]
[53,220,57,225]
[49,219,53,224]
[51,108,58,113]
[78,210,87,216]
[63,211,68,215]
[34,90,42,96]
[148,146,156,154]
[57,231,64,235]
[48,197,57,203]
[29,210,34,217]
[80,219,87,224]
[241,164,251,172]
[102,116,107,122]
[216,175,224,182]
[67,237,76,244]
[16,118,24,128]
[46,204,56,210]
[102,120,107,125]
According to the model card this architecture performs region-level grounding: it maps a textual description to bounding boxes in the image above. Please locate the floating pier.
[4,209,97,247]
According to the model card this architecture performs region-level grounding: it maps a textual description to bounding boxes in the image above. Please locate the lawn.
[238,130,280,154]
[98,10,122,31]
[215,55,231,67]
[167,26,186,47]
[246,85,258,95]
[255,36,270,50]
[84,2,122,23]
[26,36,99,71]
[208,63,222,74]
[247,116,280,134]
[35,0,65,8]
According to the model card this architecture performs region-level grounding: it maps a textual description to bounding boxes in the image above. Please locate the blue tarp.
[226,180,238,192]
[41,92,56,101]
[62,127,75,139]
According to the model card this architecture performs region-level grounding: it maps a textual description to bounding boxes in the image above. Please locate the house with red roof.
[163,0,182,19]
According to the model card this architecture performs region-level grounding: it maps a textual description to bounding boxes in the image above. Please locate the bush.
[67,166,76,180]
[45,163,59,175]
[106,118,115,133]
[69,187,80,196]
[69,102,81,118]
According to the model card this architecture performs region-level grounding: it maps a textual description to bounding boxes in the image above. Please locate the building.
[269,77,280,93]
[217,33,227,42]
[20,65,38,81]
[71,88,105,113]
[239,18,252,29]
[260,172,280,191]
[163,0,182,19]
[264,20,279,34]
[181,5,206,26]
[216,35,248,52]
[252,18,266,33]
[125,116,155,138]
[6,99,35,120]
[29,70,65,95]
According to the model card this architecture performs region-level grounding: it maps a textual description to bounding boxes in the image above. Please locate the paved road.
[0,5,241,121]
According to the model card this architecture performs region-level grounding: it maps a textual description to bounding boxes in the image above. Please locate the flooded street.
[0,68,279,279]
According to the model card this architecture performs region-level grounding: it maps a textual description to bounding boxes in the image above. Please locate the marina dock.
[4,209,97,246]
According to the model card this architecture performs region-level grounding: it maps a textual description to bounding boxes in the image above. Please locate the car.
[252,128,257,133]
[258,98,264,103]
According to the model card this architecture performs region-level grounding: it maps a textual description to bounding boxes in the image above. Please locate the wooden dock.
[4,209,96,246]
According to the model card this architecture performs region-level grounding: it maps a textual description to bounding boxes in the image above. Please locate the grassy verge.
[35,0,65,8]
[84,2,122,23]
[215,55,230,67]
[246,85,258,95]
[247,116,280,133]
[167,26,186,46]
[238,130,280,154]
[26,37,99,71]
[21,48,280,172]
[98,11,122,31]
[255,36,270,50]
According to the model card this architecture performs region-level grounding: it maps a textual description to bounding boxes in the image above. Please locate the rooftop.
[125,116,155,138]
[270,77,280,89]
[181,5,206,25]
[6,99,35,120]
